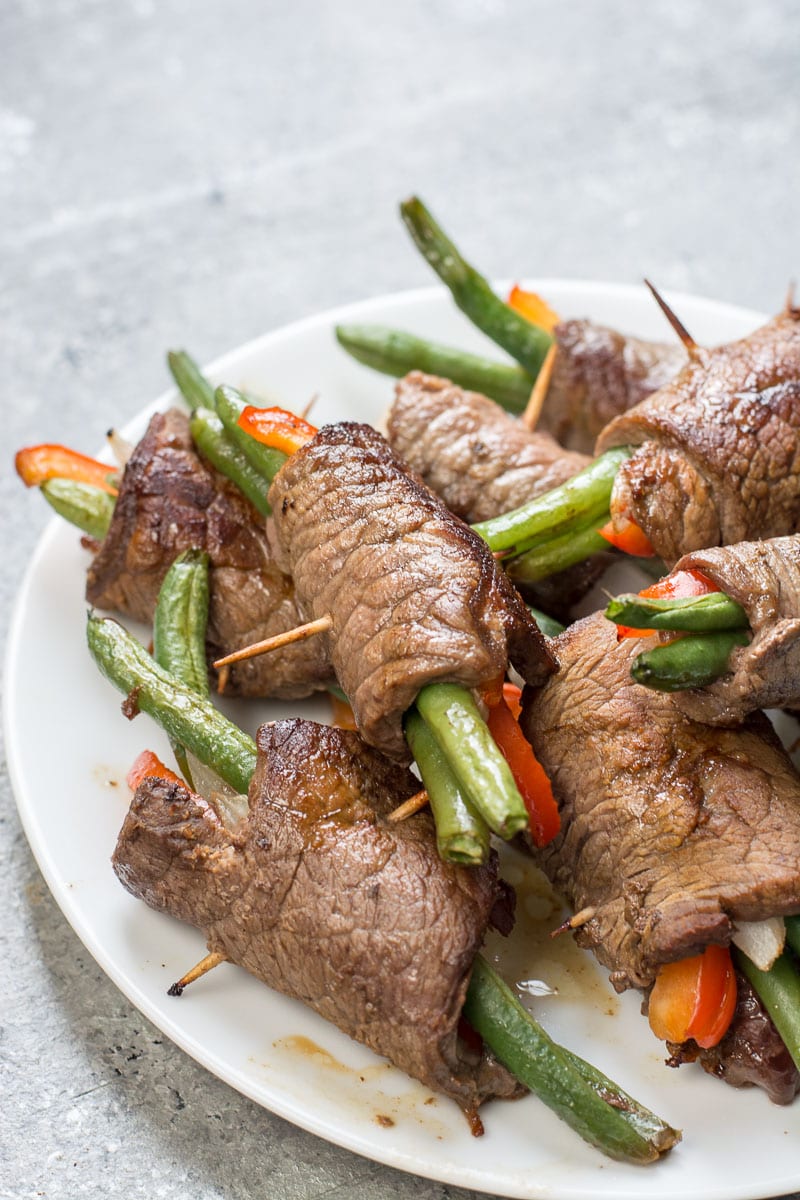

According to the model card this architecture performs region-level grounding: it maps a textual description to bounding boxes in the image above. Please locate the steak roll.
[665,535,800,725]
[520,611,800,1100]
[541,319,685,454]
[266,421,556,759]
[596,306,800,564]
[386,372,606,615]
[87,409,332,699]
[113,718,521,1114]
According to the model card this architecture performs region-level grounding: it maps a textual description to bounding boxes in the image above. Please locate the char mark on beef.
[666,534,800,725]
[387,372,610,616]
[113,719,522,1113]
[597,307,800,564]
[86,408,332,699]
[267,421,556,759]
[539,319,685,455]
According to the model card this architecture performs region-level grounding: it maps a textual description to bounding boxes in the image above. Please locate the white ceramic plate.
[8,282,800,1200]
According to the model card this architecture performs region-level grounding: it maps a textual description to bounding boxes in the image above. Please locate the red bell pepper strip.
[237,406,318,456]
[648,944,737,1049]
[483,684,560,847]
[126,749,185,792]
[507,285,561,333]
[616,568,721,639]
[597,513,656,558]
[15,444,119,495]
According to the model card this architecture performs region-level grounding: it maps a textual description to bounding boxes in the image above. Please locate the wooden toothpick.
[387,789,430,823]
[167,950,226,997]
[213,614,333,668]
[644,279,698,352]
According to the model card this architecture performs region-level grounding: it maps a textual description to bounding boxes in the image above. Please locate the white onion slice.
[731,916,786,971]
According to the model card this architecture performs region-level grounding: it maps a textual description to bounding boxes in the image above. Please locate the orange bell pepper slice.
[483,684,560,848]
[597,513,656,558]
[126,750,185,792]
[507,286,561,333]
[616,568,721,639]
[237,406,318,456]
[648,944,737,1049]
[15,444,119,495]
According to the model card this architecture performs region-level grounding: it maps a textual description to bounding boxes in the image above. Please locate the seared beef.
[597,307,800,564]
[667,535,800,725]
[87,409,331,699]
[520,612,800,991]
[666,973,800,1105]
[388,372,589,518]
[540,319,685,454]
[112,719,522,1113]
[267,422,556,759]
[386,373,607,616]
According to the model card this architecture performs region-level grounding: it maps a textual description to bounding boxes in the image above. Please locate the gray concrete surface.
[2,1,799,1196]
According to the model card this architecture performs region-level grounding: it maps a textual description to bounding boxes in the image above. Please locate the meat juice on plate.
[484,846,620,1017]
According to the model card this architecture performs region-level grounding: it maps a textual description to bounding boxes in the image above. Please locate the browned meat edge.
[540,319,685,454]
[267,421,556,759]
[86,408,332,699]
[112,719,522,1113]
[596,308,800,564]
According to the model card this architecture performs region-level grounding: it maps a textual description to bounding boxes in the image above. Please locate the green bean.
[335,324,534,414]
[153,550,210,699]
[168,350,218,411]
[463,955,680,1162]
[606,591,749,633]
[40,478,115,540]
[472,447,630,554]
[215,385,288,483]
[403,709,490,865]
[733,948,800,1075]
[152,550,210,788]
[785,916,800,959]
[87,613,257,795]
[508,525,611,584]
[414,684,528,839]
[189,407,272,517]
[527,607,566,639]
[400,198,553,379]
[631,630,749,692]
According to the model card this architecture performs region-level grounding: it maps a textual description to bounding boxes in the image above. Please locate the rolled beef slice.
[386,372,606,615]
[520,611,800,992]
[597,307,800,564]
[112,719,521,1113]
[267,422,556,759]
[540,319,685,454]
[86,408,331,699]
[666,535,800,725]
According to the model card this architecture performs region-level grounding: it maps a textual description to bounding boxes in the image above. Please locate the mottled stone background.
[2,1,799,1197]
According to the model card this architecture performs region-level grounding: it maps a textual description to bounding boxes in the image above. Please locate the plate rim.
[10,279,797,1200]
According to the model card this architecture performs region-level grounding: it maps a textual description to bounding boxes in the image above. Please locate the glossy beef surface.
[113,719,521,1113]
[541,318,685,454]
[268,422,555,758]
[598,309,800,563]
